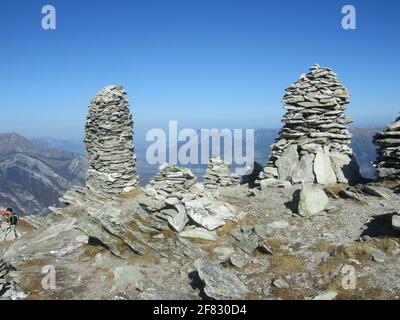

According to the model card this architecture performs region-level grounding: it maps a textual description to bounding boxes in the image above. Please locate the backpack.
[0,208,19,226]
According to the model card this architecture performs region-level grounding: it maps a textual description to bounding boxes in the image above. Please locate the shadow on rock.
[188,270,208,300]
[284,189,300,214]
[241,161,263,189]
[360,212,399,238]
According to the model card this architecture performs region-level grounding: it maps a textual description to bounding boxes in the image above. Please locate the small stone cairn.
[204,157,240,189]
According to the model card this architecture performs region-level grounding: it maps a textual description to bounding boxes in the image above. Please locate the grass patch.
[324,183,348,198]
[324,276,392,300]
[120,188,142,199]
[310,240,333,253]
[268,254,304,275]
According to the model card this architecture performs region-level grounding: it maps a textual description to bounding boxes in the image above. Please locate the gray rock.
[361,185,391,200]
[340,188,367,204]
[140,287,199,300]
[314,150,337,185]
[179,228,218,241]
[168,203,188,233]
[194,259,249,299]
[292,154,315,183]
[298,183,329,217]
[213,246,235,260]
[231,226,260,254]
[75,216,132,259]
[165,197,180,206]
[276,145,299,181]
[371,248,385,263]
[260,179,291,190]
[258,241,274,255]
[272,278,289,289]
[329,152,351,183]
[267,220,289,229]
[313,291,337,300]
[253,224,274,239]
[330,152,361,184]
[172,237,207,259]
[0,224,17,243]
[185,198,240,231]
[393,214,400,231]
[229,255,250,268]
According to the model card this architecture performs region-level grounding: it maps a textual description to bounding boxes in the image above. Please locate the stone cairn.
[138,163,244,236]
[84,85,139,195]
[373,115,400,180]
[204,157,240,189]
[143,163,197,206]
[139,164,198,232]
[259,64,360,186]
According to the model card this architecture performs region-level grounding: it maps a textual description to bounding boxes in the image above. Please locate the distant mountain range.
[0,127,380,215]
[0,133,87,216]
[34,137,85,155]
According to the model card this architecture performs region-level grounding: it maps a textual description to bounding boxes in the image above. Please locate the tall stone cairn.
[373,115,400,180]
[259,64,361,185]
[84,85,139,195]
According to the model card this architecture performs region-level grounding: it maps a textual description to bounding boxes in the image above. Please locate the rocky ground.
[1,181,400,300]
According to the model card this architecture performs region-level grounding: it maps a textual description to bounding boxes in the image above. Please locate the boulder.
[330,151,361,184]
[185,199,241,231]
[314,150,337,185]
[275,145,299,181]
[167,203,188,233]
[292,154,315,183]
[0,224,17,243]
[75,216,131,259]
[392,214,400,231]
[194,259,249,299]
[298,183,329,217]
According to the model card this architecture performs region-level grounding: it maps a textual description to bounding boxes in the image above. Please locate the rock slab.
[194,259,249,299]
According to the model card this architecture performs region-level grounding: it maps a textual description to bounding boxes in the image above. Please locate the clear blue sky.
[0,0,399,140]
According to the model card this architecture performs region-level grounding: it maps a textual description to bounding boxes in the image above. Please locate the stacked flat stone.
[85,85,139,195]
[144,163,197,204]
[373,115,400,179]
[259,64,360,185]
[139,164,198,233]
[204,157,240,189]
[139,163,243,235]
